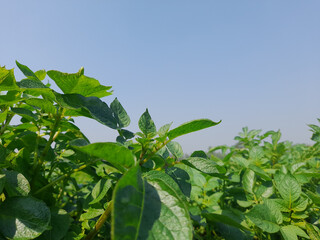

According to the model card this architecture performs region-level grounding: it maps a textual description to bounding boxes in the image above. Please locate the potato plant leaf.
[110,97,130,128]
[72,142,136,172]
[47,68,112,98]
[167,119,221,140]
[16,61,40,81]
[280,225,310,240]
[138,109,156,137]
[4,170,30,197]
[0,196,51,239]
[274,172,301,205]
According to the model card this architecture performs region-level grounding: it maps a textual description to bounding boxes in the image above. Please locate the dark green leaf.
[90,178,113,204]
[167,119,221,140]
[4,170,30,197]
[110,98,130,128]
[0,196,50,239]
[181,157,224,177]
[11,107,38,120]
[16,61,39,81]
[138,109,156,137]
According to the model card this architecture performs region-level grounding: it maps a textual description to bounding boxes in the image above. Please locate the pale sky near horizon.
[1,1,320,153]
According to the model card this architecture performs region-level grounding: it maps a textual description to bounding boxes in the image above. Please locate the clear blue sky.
[1,1,320,153]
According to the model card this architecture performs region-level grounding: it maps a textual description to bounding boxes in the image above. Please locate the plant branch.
[34,158,101,195]
[84,201,113,240]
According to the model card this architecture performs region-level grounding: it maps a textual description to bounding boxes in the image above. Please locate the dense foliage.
[0,62,320,239]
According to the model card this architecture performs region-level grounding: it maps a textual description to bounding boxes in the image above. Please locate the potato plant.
[0,61,320,239]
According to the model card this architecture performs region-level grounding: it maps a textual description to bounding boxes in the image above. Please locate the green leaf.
[110,98,130,128]
[37,208,71,240]
[35,70,46,81]
[306,223,320,240]
[112,166,145,240]
[25,98,57,114]
[17,79,48,89]
[167,119,221,140]
[138,109,156,137]
[166,167,191,198]
[47,67,112,98]
[274,172,301,204]
[54,93,118,129]
[89,178,113,205]
[80,208,104,221]
[72,142,136,172]
[242,169,255,194]
[144,171,193,240]
[0,196,51,239]
[246,200,282,233]
[15,61,39,81]
[0,109,7,124]
[0,67,18,91]
[280,225,310,240]
[158,123,172,138]
[11,107,38,120]
[248,164,271,181]
[166,141,184,158]
[181,157,224,177]
[4,170,30,197]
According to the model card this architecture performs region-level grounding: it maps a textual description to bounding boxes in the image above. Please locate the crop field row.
[0,62,319,239]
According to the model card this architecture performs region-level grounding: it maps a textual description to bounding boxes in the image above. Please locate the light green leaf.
[242,169,255,194]
[274,172,301,204]
[80,208,104,221]
[0,109,7,123]
[138,109,156,137]
[166,141,184,158]
[90,178,113,205]
[72,142,136,173]
[110,98,130,128]
[280,225,310,240]
[0,196,51,239]
[181,157,224,177]
[0,67,18,91]
[158,123,172,138]
[306,223,320,240]
[167,119,221,140]
[246,200,282,233]
[25,98,57,114]
[47,68,112,98]
[35,70,46,81]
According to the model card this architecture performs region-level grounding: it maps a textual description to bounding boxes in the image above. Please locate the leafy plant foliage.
[0,62,320,239]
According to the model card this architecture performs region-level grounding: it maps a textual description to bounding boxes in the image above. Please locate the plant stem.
[84,201,113,240]
[34,158,101,195]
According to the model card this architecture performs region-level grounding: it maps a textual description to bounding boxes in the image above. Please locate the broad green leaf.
[25,98,57,114]
[4,170,30,197]
[166,141,184,158]
[55,93,118,129]
[110,98,130,128]
[15,61,39,81]
[242,169,255,194]
[138,109,156,137]
[11,107,38,120]
[112,166,144,240]
[306,223,320,240]
[158,123,172,138]
[0,67,18,91]
[246,200,282,233]
[274,172,301,204]
[0,196,51,239]
[17,79,48,89]
[248,165,271,181]
[144,171,193,240]
[292,197,308,212]
[166,167,191,198]
[254,181,274,199]
[0,109,7,123]
[306,190,320,205]
[47,68,112,98]
[37,208,71,240]
[190,150,208,158]
[167,119,221,140]
[89,178,113,204]
[72,142,136,172]
[35,70,46,81]
[280,225,310,240]
[181,157,224,177]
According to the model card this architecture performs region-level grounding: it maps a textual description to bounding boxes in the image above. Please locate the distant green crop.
[0,61,320,239]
